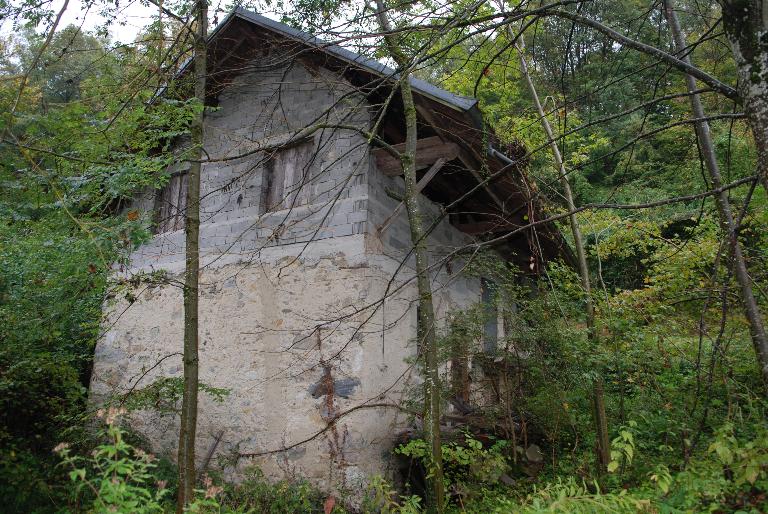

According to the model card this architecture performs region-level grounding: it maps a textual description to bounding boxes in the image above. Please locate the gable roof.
[213,8,479,112]
[175,7,572,269]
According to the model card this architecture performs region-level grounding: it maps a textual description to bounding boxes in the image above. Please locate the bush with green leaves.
[0,211,130,511]
[462,478,652,513]
[361,476,422,514]
[215,466,340,514]
[396,434,510,503]
[54,407,231,513]
[55,408,170,513]
[651,415,768,513]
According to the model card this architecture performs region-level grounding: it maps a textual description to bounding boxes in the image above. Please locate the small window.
[261,139,315,213]
[481,278,498,352]
[154,171,188,233]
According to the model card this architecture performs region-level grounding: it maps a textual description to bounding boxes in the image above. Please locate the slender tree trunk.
[177,0,206,509]
[664,0,768,388]
[514,32,611,472]
[374,2,445,511]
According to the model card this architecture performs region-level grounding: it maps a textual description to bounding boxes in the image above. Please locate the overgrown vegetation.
[2,0,768,512]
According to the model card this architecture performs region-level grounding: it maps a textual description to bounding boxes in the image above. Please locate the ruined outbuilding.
[90,8,566,496]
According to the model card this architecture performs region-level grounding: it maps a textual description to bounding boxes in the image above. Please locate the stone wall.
[95,248,407,491]
[90,52,485,497]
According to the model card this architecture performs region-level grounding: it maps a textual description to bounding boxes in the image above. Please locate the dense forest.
[1,0,768,512]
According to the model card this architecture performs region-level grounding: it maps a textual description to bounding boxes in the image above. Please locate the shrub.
[395,434,510,504]
[218,467,337,513]
[55,408,170,513]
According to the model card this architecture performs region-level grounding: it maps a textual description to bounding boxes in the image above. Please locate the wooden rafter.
[377,158,447,234]
[373,136,459,176]
[454,220,519,235]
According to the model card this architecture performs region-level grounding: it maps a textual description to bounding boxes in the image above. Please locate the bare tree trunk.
[514,32,611,472]
[664,0,768,389]
[177,0,206,509]
[374,2,445,511]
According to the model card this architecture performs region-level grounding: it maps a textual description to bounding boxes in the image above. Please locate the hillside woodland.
[2,0,768,512]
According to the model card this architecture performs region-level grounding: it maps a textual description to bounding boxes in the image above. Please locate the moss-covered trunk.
[374,1,445,510]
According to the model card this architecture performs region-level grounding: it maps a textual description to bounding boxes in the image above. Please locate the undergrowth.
[47,404,768,513]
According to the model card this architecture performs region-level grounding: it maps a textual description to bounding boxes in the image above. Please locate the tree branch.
[538,8,739,101]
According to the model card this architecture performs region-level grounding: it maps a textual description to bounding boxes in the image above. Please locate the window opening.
[261,139,316,213]
[155,171,188,233]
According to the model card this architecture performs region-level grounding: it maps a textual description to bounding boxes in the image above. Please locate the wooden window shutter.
[261,139,315,213]
[481,278,498,352]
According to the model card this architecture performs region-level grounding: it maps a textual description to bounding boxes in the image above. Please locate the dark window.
[261,140,315,213]
[481,278,498,352]
[154,171,188,233]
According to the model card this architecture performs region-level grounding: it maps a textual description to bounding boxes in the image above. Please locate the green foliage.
[383,415,768,512]
[495,478,652,513]
[606,421,637,474]
[53,409,235,513]
[411,208,767,511]
[362,476,422,514]
[55,410,170,513]
[0,23,184,512]
[396,434,510,501]
[0,202,123,512]
[216,467,339,513]
[121,376,231,416]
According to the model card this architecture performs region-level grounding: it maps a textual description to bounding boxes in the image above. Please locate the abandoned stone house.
[89,7,566,495]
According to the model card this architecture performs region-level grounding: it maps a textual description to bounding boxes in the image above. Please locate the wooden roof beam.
[373,136,459,176]
[377,158,447,235]
[454,220,520,235]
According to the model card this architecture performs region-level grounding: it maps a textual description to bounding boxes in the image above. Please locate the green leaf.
[69,468,86,481]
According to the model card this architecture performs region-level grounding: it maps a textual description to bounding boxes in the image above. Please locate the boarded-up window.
[261,140,315,213]
[154,171,188,233]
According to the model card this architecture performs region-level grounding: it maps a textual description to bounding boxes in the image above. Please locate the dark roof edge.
[222,7,478,113]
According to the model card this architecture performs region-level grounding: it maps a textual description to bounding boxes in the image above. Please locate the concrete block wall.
[366,150,479,293]
[127,54,481,285]
[128,57,372,272]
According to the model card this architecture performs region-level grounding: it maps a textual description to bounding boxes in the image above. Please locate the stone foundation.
[91,234,480,496]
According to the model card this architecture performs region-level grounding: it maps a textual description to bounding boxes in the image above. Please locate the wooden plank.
[373,136,459,176]
[377,158,447,235]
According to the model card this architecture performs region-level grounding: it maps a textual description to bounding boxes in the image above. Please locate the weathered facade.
[89,8,565,496]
